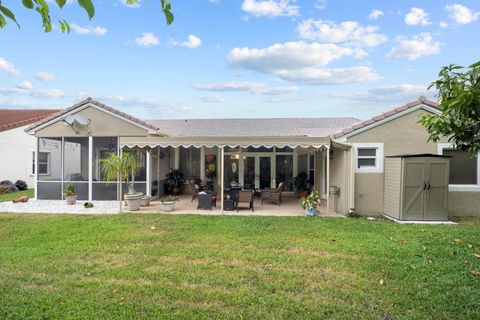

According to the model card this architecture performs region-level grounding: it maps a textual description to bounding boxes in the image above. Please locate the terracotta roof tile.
[0,109,60,132]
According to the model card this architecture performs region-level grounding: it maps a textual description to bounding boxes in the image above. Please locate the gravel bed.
[0,200,119,215]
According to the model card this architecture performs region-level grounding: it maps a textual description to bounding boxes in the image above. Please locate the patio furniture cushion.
[236,190,254,212]
[261,182,284,206]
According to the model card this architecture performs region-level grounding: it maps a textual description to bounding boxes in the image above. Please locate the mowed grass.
[0,214,479,319]
[0,189,34,202]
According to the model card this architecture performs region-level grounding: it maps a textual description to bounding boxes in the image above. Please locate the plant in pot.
[160,195,179,212]
[64,183,78,205]
[101,151,143,211]
[165,169,185,195]
[299,191,322,217]
[294,172,309,198]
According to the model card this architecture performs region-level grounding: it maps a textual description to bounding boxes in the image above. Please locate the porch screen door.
[243,156,255,190]
[259,156,272,189]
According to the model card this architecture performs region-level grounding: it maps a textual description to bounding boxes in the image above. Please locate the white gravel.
[0,200,119,215]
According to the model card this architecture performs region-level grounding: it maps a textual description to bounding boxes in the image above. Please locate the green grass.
[0,189,34,202]
[0,214,479,319]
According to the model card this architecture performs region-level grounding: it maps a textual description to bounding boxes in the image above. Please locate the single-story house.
[23,96,480,216]
[0,109,59,187]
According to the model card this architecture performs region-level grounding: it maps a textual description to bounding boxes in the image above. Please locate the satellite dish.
[62,115,91,134]
[63,115,90,126]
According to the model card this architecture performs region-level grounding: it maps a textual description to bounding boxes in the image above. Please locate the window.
[438,143,479,190]
[179,146,200,180]
[354,143,384,173]
[38,152,50,175]
[308,154,315,187]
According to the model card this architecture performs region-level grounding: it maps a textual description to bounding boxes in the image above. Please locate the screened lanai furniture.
[197,192,217,210]
[236,190,254,212]
[261,182,284,206]
[384,154,450,221]
[188,180,199,202]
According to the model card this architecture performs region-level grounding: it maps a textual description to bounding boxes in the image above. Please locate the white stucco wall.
[0,125,36,187]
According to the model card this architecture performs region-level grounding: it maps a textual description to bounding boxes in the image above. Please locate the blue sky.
[0,0,479,120]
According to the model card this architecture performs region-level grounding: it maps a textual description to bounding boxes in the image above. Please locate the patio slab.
[0,200,119,215]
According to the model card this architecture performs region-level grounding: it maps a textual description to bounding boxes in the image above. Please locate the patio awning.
[119,136,331,149]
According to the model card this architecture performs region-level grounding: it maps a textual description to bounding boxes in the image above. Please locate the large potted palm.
[165,169,185,195]
[101,152,143,211]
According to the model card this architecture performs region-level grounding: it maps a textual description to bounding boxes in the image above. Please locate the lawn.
[0,214,479,319]
[0,189,34,202]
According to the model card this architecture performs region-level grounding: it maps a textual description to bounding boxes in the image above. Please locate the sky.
[0,0,479,120]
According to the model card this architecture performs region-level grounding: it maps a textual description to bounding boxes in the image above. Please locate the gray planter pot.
[124,192,143,211]
[140,196,152,207]
[64,194,78,205]
[161,201,175,212]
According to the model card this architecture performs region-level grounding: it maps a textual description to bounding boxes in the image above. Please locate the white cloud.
[71,24,108,36]
[329,83,431,103]
[405,7,430,26]
[99,95,194,116]
[0,57,21,76]
[35,71,58,82]
[368,9,384,20]
[209,0,220,3]
[439,21,449,28]
[16,81,34,90]
[387,33,441,60]
[228,41,366,72]
[197,94,224,103]
[445,4,480,24]
[274,66,381,85]
[192,81,298,95]
[228,41,379,85]
[315,0,326,10]
[173,34,202,48]
[241,0,299,18]
[134,32,160,47]
[0,86,65,98]
[297,19,387,47]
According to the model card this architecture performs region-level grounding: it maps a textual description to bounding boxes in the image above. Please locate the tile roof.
[0,109,60,132]
[25,97,159,133]
[146,117,360,138]
[333,96,440,139]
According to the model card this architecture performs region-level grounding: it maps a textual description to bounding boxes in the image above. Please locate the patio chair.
[188,179,199,202]
[236,190,254,212]
[261,182,284,206]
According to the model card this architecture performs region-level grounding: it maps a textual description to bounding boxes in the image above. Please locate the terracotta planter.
[161,201,175,212]
[297,191,308,198]
[125,192,143,211]
[64,194,78,205]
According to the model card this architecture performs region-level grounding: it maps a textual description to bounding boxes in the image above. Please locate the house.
[0,109,59,187]
[24,97,480,216]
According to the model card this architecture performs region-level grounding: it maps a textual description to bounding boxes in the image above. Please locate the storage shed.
[384,154,450,221]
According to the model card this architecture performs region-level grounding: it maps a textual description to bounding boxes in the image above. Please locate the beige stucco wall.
[346,108,479,216]
[35,106,149,137]
[0,125,36,187]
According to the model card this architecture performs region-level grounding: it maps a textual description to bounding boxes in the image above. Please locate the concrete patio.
[132,194,344,217]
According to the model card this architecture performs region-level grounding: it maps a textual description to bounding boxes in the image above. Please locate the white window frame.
[38,151,51,176]
[28,150,35,176]
[353,143,384,173]
[437,143,480,192]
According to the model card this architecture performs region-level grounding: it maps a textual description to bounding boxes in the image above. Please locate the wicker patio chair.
[261,182,284,206]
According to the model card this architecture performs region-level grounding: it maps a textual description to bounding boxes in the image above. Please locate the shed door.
[424,159,449,221]
[402,159,426,220]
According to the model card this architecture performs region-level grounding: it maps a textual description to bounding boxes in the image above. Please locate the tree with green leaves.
[420,61,480,155]
[0,0,173,33]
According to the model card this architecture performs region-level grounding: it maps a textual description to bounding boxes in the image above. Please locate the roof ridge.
[146,117,361,121]
[333,96,440,138]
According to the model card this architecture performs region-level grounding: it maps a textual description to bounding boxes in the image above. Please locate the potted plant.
[64,183,78,205]
[299,191,322,217]
[160,195,178,212]
[101,151,143,211]
[165,169,185,195]
[294,172,309,198]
